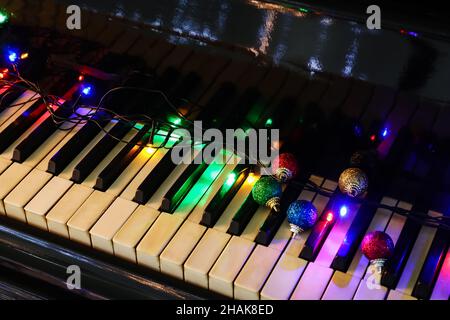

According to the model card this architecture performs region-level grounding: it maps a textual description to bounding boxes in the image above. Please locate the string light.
[326,212,334,222]
[81,85,93,96]
[339,205,348,217]
[0,10,9,25]
[20,52,29,60]
[3,59,450,232]
[7,50,18,63]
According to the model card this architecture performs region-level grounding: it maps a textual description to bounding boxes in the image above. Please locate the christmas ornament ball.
[338,167,369,198]
[272,153,299,182]
[361,231,394,261]
[251,176,282,211]
[286,200,318,235]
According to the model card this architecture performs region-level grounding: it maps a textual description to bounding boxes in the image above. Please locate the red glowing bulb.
[370,134,376,142]
[78,75,85,81]
[326,212,334,222]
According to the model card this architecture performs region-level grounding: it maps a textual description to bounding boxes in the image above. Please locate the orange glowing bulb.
[247,173,256,184]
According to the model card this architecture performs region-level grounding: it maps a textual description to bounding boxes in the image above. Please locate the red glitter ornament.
[361,231,394,261]
[272,153,299,182]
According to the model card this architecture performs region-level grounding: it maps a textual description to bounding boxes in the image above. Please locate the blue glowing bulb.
[81,86,92,96]
[339,205,348,217]
[7,51,18,63]
[382,127,388,138]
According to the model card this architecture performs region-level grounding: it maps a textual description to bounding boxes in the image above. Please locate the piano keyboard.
[1,9,450,300]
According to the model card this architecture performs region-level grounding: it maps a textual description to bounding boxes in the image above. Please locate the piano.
[0,0,449,300]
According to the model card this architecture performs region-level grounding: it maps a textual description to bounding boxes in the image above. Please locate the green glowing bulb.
[0,11,8,25]
[265,118,273,127]
[298,7,309,13]
[226,173,237,186]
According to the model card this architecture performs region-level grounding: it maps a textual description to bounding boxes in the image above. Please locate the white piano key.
[160,221,206,279]
[234,245,280,300]
[46,184,94,237]
[136,212,184,271]
[260,181,328,300]
[35,107,94,172]
[67,190,115,245]
[89,198,139,254]
[213,175,256,233]
[290,262,334,300]
[0,91,39,129]
[260,254,308,300]
[119,148,168,201]
[104,148,154,197]
[0,163,31,215]
[187,163,237,224]
[24,176,73,230]
[209,236,255,298]
[158,163,236,278]
[0,158,11,175]
[136,156,227,270]
[430,248,450,300]
[240,206,272,242]
[0,108,53,161]
[76,127,139,188]
[184,228,231,289]
[4,169,52,222]
[57,120,117,180]
[353,273,389,300]
[321,271,361,300]
[112,205,160,262]
[393,211,440,296]
[387,290,417,300]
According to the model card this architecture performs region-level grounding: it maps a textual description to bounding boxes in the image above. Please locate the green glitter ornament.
[251,176,282,211]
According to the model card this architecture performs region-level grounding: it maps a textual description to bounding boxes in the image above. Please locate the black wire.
[2,69,449,231]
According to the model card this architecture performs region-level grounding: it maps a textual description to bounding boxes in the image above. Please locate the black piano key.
[200,165,249,227]
[13,102,73,162]
[299,195,339,262]
[47,114,110,175]
[159,152,208,213]
[381,206,426,289]
[0,87,27,111]
[94,125,151,191]
[412,228,449,299]
[227,194,260,235]
[0,98,45,153]
[330,194,382,271]
[71,120,133,183]
[133,147,178,204]
[254,181,303,245]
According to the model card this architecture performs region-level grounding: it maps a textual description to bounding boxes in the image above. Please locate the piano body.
[0,0,449,300]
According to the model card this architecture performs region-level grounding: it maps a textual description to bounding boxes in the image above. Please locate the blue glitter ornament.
[251,176,282,211]
[287,200,318,236]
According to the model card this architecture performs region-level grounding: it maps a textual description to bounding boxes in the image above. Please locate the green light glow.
[175,162,225,216]
[168,115,182,126]
[298,7,309,13]
[226,173,237,186]
[134,123,144,130]
[265,118,273,127]
[0,11,9,25]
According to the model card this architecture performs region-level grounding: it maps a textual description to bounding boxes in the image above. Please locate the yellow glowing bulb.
[247,173,256,184]
[20,52,29,60]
